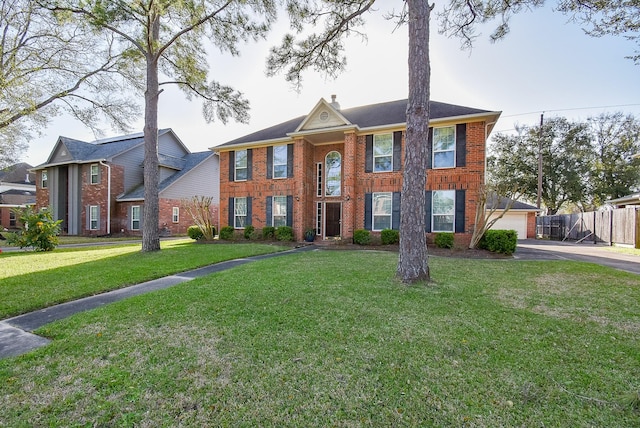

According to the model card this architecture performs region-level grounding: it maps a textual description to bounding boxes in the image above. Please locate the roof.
[216,99,499,148]
[35,129,172,168]
[0,163,35,184]
[117,151,213,201]
[606,193,640,206]
[487,193,540,211]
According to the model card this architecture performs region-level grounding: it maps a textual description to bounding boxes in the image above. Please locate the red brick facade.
[220,120,489,245]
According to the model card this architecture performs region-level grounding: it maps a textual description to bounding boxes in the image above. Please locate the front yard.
[0,247,639,426]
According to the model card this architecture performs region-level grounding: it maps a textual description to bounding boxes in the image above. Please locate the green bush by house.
[353,229,371,245]
[434,232,454,249]
[381,229,399,245]
[479,229,517,255]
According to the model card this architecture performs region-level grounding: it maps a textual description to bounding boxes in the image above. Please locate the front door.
[325,202,341,238]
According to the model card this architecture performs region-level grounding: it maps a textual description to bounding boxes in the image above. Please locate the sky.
[21,2,640,167]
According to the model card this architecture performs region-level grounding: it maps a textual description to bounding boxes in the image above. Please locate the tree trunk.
[397,0,431,283]
[142,18,161,252]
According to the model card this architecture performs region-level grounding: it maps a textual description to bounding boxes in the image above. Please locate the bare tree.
[0,0,138,167]
[48,0,275,251]
[182,196,218,240]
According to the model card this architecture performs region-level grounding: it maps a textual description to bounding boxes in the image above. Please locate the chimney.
[330,94,340,110]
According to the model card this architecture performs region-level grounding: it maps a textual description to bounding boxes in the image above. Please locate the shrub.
[381,229,399,245]
[6,207,62,251]
[262,226,276,240]
[353,229,371,245]
[187,225,204,240]
[244,225,255,240]
[434,232,454,249]
[275,226,294,242]
[479,229,517,255]
[219,226,235,240]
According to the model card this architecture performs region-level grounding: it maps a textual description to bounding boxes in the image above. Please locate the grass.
[0,239,288,319]
[0,250,639,426]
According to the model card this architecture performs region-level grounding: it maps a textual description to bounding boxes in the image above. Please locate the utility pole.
[537,113,544,210]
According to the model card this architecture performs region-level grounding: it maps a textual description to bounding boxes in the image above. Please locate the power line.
[501,103,640,119]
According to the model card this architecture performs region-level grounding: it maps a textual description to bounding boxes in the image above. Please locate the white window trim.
[316,163,323,197]
[272,196,287,227]
[373,133,393,173]
[172,207,179,223]
[89,205,99,230]
[234,197,247,229]
[432,190,455,232]
[432,126,456,169]
[372,192,393,231]
[41,171,48,188]
[90,164,100,184]
[273,145,288,179]
[131,205,141,231]
[235,149,248,181]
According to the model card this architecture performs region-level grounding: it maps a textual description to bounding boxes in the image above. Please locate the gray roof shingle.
[217,99,495,147]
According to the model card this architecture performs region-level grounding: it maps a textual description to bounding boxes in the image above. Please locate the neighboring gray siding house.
[33,129,219,236]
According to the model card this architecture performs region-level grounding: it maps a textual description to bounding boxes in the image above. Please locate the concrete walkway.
[0,246,315,360]
[515,239,640,275]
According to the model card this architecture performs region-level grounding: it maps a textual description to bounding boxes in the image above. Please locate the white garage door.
[488,212,528,240]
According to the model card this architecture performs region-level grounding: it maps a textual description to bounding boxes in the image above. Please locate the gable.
[48,138,85,164]
[296,98,351,132]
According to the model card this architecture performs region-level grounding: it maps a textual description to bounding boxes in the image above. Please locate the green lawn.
[0,249,638,426]
[0,239,288,318]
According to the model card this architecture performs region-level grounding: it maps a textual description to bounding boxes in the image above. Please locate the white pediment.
[296,98,352,132]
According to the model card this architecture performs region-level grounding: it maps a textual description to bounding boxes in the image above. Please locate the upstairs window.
[373,134,393,172]
[273,145,288,179]
[41,171,48,188]
[433,126,455,168]
[325,151,341,197]
[90,164,100,184]
[235,149,248,181]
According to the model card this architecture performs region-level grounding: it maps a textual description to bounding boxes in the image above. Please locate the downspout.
[99,160,111,235]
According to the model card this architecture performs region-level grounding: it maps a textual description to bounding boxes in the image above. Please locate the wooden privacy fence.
[536,207,640,248]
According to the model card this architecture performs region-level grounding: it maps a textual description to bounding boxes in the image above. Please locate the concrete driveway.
[515,239,640,275]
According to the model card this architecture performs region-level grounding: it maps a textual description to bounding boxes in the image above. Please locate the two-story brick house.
[34,129,219,236]
[214,96,501,245]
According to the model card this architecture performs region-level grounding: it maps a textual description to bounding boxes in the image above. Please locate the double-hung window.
[41,171,48,188]
[234,197,247,228]
[373,134,393,172]
[89,205,99,230]
[372,192,393,231]
[433,126,455,168]
[172,207,179,223]
[272,196,287,227]
[432,190,455,232]
[90,164,100,184]
[235,149,248,181]
[131,206,141,230]
[273,145,287,179]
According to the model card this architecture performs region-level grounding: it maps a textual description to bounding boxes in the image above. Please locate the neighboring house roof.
[606,193,640,207]
[34,129,174,169]
[117,151,214,201]
[215,98,500,148]
[0,189,36,205]
[0,163,35,184]
[487,194,540,211]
